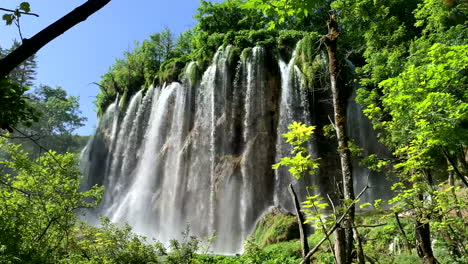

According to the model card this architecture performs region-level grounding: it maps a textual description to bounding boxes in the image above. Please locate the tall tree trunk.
[0,0,111,77]
[415,193,438,264]
[323,12,355,264]
[333,226,346,264]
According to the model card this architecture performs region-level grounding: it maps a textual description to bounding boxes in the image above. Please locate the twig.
[0,7,39,17]
[327,115,336,131]
[326,193,337,220]
[14,17,24,41]
[353,223,387,228]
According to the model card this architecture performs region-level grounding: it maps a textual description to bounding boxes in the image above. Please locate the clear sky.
[1,0,204,135]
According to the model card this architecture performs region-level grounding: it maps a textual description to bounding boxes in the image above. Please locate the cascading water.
[81,44,392,253]
[274,47,318,211]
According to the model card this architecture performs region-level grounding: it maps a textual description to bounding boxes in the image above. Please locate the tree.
[0,78,37,132]
[359,42,467,264]
[0,0,111,131]
[0,138,103,263]
[194,0,268,33]
[0,40,38,132]
[339,0,467,263]
[243,1,355,263]
[13,85,88,155]
[1,40,37,87]
[0,0,111,77]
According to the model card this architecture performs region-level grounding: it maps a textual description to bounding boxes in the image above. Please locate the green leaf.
[2,14,14,25]
[19,2,31,13]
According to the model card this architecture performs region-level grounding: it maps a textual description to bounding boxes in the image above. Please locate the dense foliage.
[1,0,467,263]
[0,138,103,263]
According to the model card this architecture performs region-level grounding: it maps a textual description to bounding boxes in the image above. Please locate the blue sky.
[1,0,205,135]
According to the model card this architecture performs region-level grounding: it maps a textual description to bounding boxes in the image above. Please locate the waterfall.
[274,45,317,211]
[81,45,392,253]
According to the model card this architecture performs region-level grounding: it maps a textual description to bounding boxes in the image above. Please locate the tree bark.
[0,0,111,77]
[415,193,438,264]
[323,12,355,264]
[288,184,310,263]
[334,226,346,264]
[351,219,365,264]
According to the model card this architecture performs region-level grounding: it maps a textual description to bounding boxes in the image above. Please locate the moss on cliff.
[250,207,299,248]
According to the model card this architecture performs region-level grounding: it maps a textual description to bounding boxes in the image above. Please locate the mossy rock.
[251,207,300,248]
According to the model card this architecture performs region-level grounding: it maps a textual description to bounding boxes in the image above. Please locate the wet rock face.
[81,45,392,254]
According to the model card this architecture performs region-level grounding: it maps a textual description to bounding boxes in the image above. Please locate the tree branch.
[0,0,111,77]
[442,147,468,187]
[0,7,39,17]
[300,185,369,264]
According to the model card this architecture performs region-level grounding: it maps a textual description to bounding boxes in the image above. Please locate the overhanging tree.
[0,0,111,78]
[0,0,111,131]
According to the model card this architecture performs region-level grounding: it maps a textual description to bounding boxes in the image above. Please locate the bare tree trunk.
[288,184,310,263]
[0,0,111,77]
[323,12,355,264]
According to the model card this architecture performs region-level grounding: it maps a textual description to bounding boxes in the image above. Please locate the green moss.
[251,208,299,248]
[118,90,128,112]
[185,61,201,87]
[157,56,190,85]
[295,33,327,89]
[263,239,302,258]
[227,46,241,66]
[240,47,253,63]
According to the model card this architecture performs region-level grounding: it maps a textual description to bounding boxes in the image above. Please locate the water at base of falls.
[80,45,392,253]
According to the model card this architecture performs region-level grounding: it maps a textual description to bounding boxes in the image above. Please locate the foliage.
[0,41,38,132]
[331,0,421,84]
[7,85,88,156]
[1,2,32,25]
[272,121,319,179]
[242,0,328,30]
[1,40,37,87]
[194,0,268,33]
[0,138,103,264]
[337,0,468,261]
[0,77,37,132]
[64,217,165,264]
